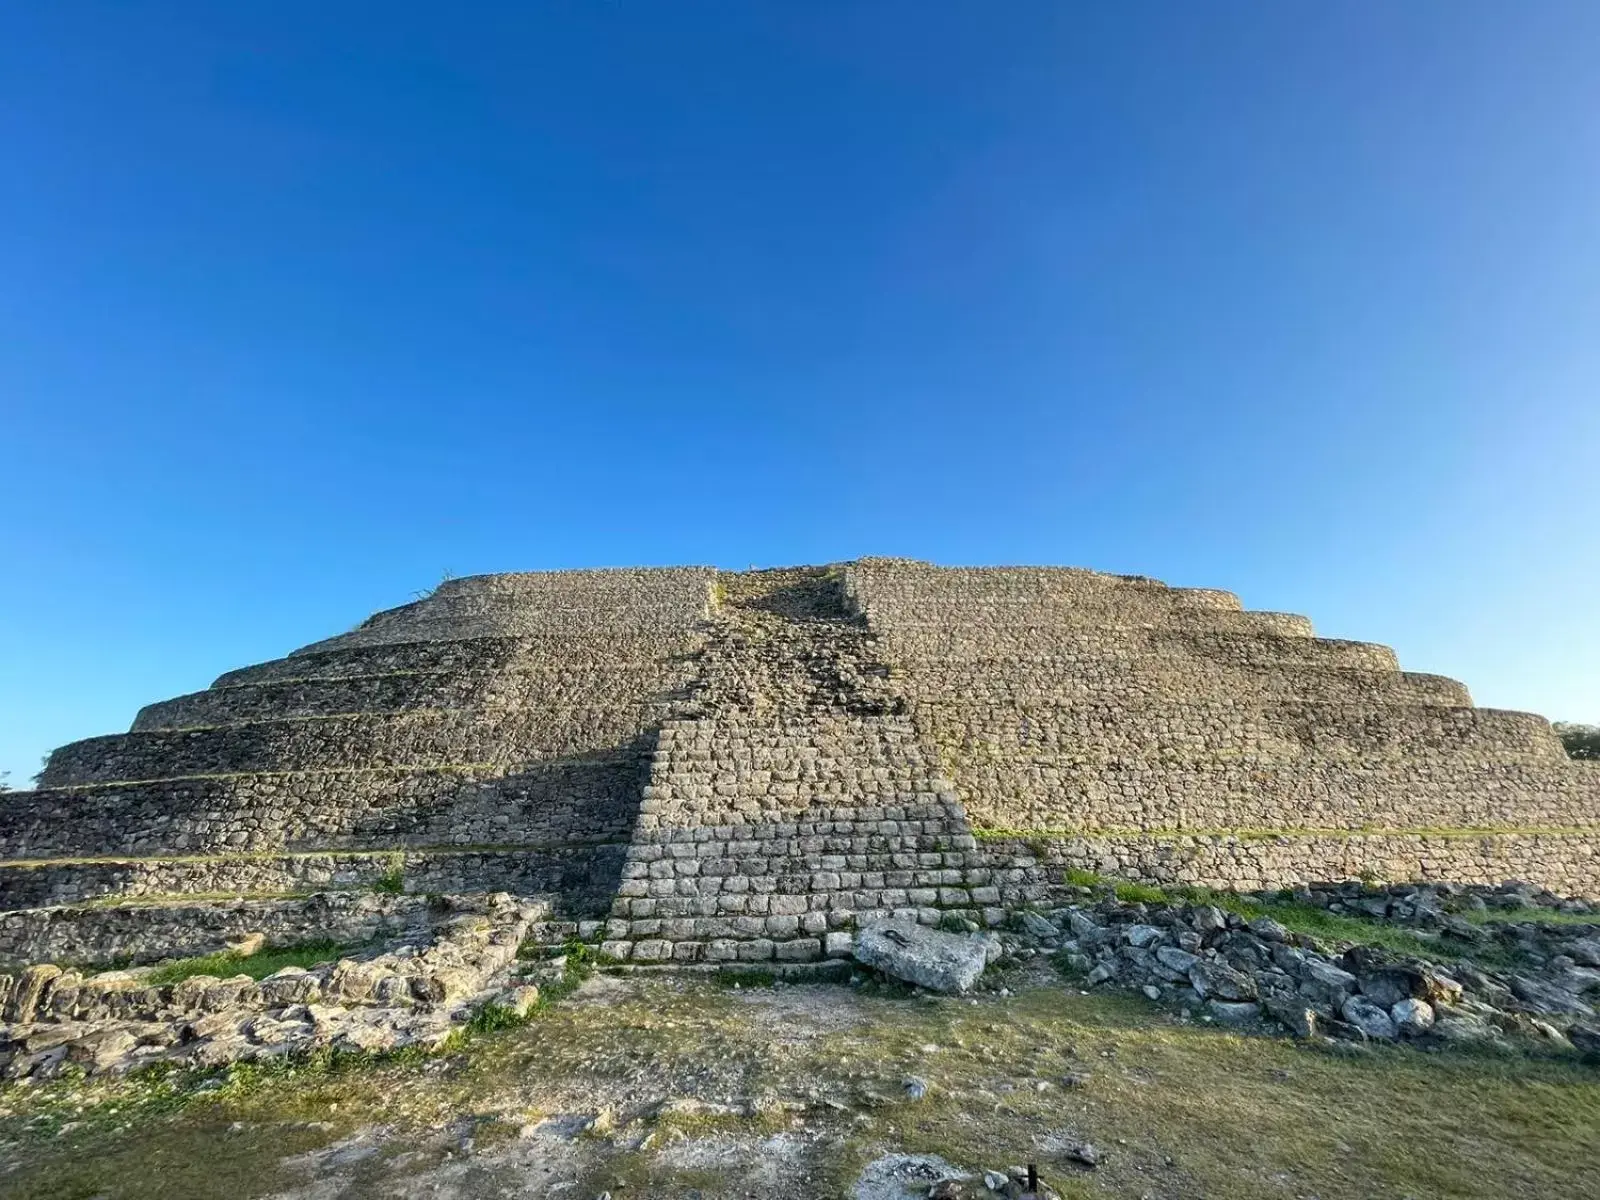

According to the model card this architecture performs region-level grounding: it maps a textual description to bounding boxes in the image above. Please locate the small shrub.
[371,866,405,895]
[1063,867,1105,889]
[464,1003,525,1036]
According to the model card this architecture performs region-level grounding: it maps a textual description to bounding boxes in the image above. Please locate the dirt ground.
[3,965,1598,1199]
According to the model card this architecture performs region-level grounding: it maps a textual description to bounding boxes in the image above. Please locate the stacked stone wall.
[3,760,642,857]
[40,707,672,786]
[604,715,991,964]
[982,831,1600,901]
[1,567,714,935]
[844,559,1600,894]
[0,894,429,970]
[601,569,997,965]
[214,632,696,687]
[135,660,694,730]
[0,847,626,914]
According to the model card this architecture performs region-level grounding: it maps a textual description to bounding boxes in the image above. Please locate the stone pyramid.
[2,559,1595,970]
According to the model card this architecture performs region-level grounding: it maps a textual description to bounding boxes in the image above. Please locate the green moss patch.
[142,939,356,985]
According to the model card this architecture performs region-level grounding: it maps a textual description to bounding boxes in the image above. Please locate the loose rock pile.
[1012,881,1600,1058]
[0,892,544,1080]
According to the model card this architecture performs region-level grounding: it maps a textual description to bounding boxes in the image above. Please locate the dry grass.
[2,975,1595,1199]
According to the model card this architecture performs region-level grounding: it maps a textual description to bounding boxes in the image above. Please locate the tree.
[1554,722,1600,761]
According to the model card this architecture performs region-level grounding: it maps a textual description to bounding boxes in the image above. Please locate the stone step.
[871,608,1314,638]
[599,959,854,983]
[0,892,437,971]
[0,758,645,858]
[217,631,701,688]
[135,664,696,731]
[914,699,1561,762]
[428,567,715,602]
[297,607,704,656]
[0,845,628,912]
[951,757,1600,835]
[884,628,1393,670]
[40,708,668,786]
[889,662,1469,708]
[857,583,1243,609]
[843,561,1181,599]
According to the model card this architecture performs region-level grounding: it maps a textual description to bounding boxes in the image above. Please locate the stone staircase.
[597,568,1002,965]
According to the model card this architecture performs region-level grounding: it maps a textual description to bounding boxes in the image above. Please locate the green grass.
[142,939,354,986]
[370,854,406,895]
[1112,880,1169,904]
[1049,868,1508,963]
[1464,905,1600,928]
[1197,893,1492,961]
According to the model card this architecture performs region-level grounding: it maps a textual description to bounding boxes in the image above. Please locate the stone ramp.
[599,568,991,965]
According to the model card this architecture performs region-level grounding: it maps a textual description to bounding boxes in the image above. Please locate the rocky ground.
[2,891,1599,1200]
[1022,876,1600,1056]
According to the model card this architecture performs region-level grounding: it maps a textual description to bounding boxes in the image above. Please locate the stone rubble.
[854,919,991,994]
[1007,879,1600,1059]
[0,892,542,1080]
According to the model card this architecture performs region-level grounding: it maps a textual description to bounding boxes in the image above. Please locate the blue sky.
[2,3,1597,785]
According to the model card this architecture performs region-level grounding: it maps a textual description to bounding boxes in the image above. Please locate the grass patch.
[1464,905,1600,928]
[1186,891,1510,964]
[463,1002,524,1036]
[1051,869,1514,964]
[370,853,406,895]
[1113,880,1169,904]
[1,976,1597,1199]
[142,939,353,986]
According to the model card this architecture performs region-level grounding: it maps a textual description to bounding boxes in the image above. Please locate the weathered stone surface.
[1510,975,1594,1018]
[1189,961,1258,1002]
[853,920,988,994]
[1300,960,1358,1009]
[1018,911,1057,939]
[1392,998,1436,1036]
[1341,996,1398,1040]
[1208,1000,1262,1024]
[1,558,1596,1066]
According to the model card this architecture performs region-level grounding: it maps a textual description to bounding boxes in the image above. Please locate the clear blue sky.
[3,3,1597,786]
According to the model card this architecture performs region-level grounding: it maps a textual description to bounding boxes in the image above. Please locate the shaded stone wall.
[1,568,713,925]
[0,847,625,913]
[0,893,429,970]
[0,760,641,857]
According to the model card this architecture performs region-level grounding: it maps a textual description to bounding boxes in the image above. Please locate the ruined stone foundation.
[2,559,1596,970]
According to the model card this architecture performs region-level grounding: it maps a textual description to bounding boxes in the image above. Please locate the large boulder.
[853,920,989,994]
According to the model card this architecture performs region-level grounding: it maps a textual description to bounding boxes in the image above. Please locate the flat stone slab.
[853,919,988,994]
